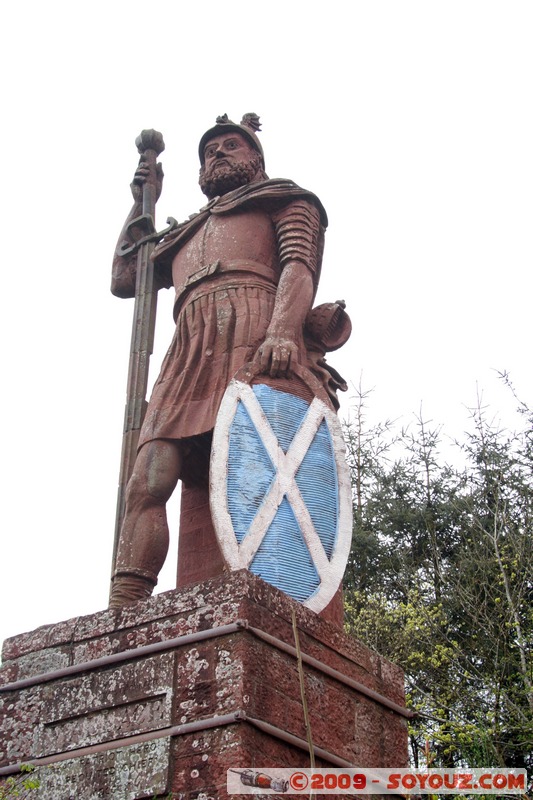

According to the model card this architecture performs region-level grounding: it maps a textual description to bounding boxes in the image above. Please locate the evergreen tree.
[343,379,532,772]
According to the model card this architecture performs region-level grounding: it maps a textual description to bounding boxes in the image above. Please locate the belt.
[173,259,277,319]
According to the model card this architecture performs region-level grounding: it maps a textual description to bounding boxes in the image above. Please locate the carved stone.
[110,115,352,609]
[1,572,408,799]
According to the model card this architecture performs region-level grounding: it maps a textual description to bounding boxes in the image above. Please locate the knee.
[125,441,182,508]
[125,469,167,511]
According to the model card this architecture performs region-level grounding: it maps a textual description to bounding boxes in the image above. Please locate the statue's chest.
[171,209,277,284]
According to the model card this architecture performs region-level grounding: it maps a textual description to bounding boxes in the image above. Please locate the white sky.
[1,1,532,653]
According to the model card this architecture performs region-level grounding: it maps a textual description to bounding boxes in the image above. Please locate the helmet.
[199,113,265,168]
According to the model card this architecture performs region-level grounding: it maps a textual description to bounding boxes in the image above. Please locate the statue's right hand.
[130,161,164,202]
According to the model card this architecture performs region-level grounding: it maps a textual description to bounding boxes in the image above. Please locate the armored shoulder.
[272,198,324,282]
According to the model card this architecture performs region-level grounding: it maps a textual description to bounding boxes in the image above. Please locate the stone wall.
[0,571,408,799]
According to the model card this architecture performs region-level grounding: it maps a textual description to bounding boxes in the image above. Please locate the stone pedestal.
[0,571,408,799]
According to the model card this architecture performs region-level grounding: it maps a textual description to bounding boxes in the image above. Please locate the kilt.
[139,281,277,448]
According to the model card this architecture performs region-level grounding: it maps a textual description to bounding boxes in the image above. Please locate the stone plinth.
[0,571,408,799]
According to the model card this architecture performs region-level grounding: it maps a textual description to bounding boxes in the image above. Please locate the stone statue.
[109,114,350,608]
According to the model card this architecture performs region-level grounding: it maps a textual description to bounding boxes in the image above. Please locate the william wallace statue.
[109,114,351,608]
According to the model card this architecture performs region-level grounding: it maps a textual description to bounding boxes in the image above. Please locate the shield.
[210,366,352,612]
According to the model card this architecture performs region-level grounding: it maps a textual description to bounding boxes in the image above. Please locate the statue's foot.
[109,572,157,608]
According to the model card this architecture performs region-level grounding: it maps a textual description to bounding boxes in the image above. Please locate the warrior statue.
[109,114,351,608]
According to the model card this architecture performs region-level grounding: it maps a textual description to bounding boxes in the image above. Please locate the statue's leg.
[110,439,182,607]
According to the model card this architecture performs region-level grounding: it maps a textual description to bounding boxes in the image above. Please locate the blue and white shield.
[210,376,353,612]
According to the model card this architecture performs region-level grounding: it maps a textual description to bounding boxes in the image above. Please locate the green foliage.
[343,377,532,774]
[0,766,40,799]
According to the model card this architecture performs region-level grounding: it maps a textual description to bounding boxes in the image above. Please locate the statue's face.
[202,132,256,168]
[199,132,263,199]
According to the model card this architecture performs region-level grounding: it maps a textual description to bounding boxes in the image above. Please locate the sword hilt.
[135,129,165,217]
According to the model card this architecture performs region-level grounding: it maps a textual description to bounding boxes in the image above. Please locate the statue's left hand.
[257,336,299,378]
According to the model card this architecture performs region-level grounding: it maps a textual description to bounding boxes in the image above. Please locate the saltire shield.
[210,370,352,612]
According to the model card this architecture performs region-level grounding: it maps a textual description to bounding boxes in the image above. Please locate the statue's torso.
[171,209,279,313]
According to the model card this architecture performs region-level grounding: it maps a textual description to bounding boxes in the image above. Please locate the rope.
[292,608,315,798]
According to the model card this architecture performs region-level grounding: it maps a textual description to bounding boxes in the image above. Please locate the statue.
[109,114,351,608]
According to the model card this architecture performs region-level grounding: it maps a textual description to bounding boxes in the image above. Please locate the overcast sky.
[1,1,531,652]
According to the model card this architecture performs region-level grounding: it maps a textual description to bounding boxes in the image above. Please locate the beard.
[199,153,264,198]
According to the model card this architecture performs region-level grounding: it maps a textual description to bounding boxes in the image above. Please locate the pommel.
[136,129,165,156]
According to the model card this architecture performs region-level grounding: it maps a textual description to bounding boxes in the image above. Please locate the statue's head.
[199,113,268,199]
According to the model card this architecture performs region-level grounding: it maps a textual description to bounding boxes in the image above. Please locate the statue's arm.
[258,261,314,376]
[258,199,322,377]
[110,199,143,298]
[111,161,164,298]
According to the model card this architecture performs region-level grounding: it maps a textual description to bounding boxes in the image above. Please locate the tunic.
[138,180,328,464]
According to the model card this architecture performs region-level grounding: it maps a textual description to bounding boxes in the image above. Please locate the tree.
[343,379,532,773]
[0,765,40,799]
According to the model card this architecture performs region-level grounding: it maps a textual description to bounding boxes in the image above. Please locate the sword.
[109,129,165,595]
